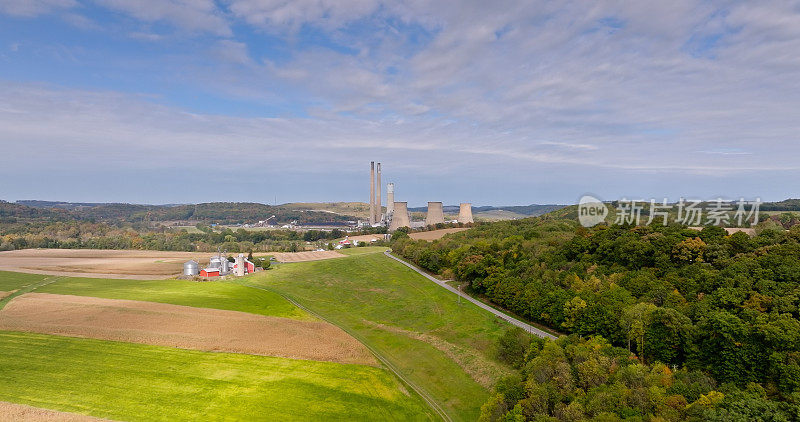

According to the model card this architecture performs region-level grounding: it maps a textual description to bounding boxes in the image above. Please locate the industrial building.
[367,161,475,232]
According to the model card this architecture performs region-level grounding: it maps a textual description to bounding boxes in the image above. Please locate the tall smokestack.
[376,163,382,223]
[386,183,395,216]
[369,162,375,225]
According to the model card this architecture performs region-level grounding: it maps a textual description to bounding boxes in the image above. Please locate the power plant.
[367,162,474,232]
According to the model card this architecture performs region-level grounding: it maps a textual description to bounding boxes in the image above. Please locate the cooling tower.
[458,203,474,224]
[389,201,410,232]
[376,163,382,223]
[386,183,395,215]
[425,202,445,226]
[369,162,375,225]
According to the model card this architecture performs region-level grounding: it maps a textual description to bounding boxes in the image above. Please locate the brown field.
[271,250,346,262]
[345,234,388,243]
[0,293,376,366]
[0,402,106,421]
[0,291,11,299]
[409,228,469,241]
[0,249,211,279]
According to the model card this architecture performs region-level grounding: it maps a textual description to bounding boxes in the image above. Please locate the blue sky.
[1,0,799,206]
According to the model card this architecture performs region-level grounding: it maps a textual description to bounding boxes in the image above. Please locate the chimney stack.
[369,162,375,225]
[376,163,382,223]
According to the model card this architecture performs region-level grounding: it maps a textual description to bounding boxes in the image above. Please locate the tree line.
[392,217,800,420]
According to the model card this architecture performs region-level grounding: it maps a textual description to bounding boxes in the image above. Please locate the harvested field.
[345,234,387,243]
[0,291,12,300]
[0,249,209,279]
[0,402,106,422]
[271,250,345,262]
[409,228,469,241]
[0,293,375,366]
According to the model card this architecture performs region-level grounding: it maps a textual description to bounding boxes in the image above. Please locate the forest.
[392,214,800,421]
[0,220,351,253]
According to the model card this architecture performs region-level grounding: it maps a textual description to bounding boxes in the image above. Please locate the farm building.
[199,268,220,277]
[196,254,258,278]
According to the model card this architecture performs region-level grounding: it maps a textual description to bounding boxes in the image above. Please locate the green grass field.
[337,246,388,255]
[246,249,513,421]
[0,271,50,291]
[0,331,434,421]
[36,277,310,320]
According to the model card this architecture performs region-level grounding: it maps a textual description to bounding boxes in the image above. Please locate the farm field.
[0,270,50,291]
[270,250,345,262]
[0,293,373,364]
[0,249,208,279]
[34,276,308,319]
[337,245,388,255]
[0,331,434,421]
[408,228,470,241]
[246,248,514,421]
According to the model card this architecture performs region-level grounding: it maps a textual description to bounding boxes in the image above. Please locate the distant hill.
[407,204,566,220]
[8,201,357,226]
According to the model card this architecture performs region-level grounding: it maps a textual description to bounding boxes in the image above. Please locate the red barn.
[199,268,220,277]
[245,260,255,274]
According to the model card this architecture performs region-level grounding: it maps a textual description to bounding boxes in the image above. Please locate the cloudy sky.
[1,1,799,206]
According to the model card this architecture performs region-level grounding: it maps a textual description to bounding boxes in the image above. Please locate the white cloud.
[3,1,800,202]
[0,0,76,17]
[226,0,379,30]
[92,0,232,36]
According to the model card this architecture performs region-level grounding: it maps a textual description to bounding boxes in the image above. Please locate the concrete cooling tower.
[389,202,411,232]
[458,203,474,224]
[425,202,445,226]
[386,183,395,215]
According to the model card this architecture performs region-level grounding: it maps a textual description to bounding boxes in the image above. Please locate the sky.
[1,0,799,206]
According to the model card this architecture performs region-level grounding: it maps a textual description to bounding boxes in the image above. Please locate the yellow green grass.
[337,246,388,255]
[246,249,513,421]
[0,271,50,291]
[0,331,434,421]
[35,276,310,320]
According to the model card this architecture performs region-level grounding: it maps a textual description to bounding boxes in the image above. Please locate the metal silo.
[183,260,199,276]
[220,258,231,274]
[209,256,222,269]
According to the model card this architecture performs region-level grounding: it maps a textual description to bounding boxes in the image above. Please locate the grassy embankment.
[246,248,515,421]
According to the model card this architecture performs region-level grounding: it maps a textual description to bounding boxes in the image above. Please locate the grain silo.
[388,202,411,232]
[183,260,199,276]
[425,202,445,226]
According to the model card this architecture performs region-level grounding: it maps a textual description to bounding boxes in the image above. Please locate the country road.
[384,251,558,340]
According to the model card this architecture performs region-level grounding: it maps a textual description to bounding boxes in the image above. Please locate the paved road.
[384,251,557,340]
